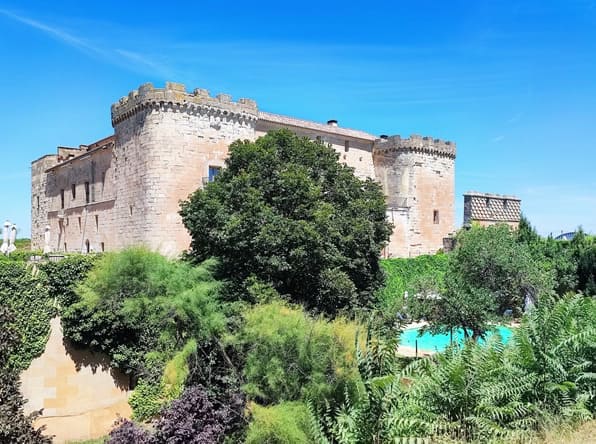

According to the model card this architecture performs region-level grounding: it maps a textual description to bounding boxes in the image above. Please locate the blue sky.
[1,0,595,238]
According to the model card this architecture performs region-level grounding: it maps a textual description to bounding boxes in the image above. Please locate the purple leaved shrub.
[107,418,154,443]
[153,385,239,443]
[108,385,244,444]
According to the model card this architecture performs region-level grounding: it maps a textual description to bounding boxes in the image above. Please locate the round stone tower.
[110,82,259,256]
[373,135,456,257]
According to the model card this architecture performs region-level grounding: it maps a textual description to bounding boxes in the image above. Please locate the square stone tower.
[463,191,521,228]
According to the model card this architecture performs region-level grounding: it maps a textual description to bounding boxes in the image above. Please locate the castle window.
[433,210,440,224]
[101,172,106,194]
[95,215,99,232]
[208,166,222,182]
[503,200,508,209]
[85,182,90,204]
[129,205,133,216]
[344,140,350,152]
[60,189,65,209]
[486,198,490,208]
[78,217,82,233]
[36,196,39,210]
[85,239,90,254]
[71,184,76,200]
[64,243,67,252]
[101,242,105,252]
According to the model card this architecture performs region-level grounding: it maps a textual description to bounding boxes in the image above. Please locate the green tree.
[570,229,596,295]
[410,224,553,339]
[517,215,578,296]
[180,129,392,315]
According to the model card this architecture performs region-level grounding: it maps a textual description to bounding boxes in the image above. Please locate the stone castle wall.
[31,155,58,250]
[111,82,257,256]
[256,112,377,180]
[32,82,457,258]
[32,139,115,253]
[374,136,456,257]
[20,318,131,443]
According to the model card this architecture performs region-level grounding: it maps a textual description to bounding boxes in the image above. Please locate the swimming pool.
[399,325,513,353]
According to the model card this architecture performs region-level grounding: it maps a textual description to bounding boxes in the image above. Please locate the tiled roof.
[467,195,521,222]
[258,111,377,141]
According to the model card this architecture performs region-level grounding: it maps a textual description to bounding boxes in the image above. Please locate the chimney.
[327,119,338,127]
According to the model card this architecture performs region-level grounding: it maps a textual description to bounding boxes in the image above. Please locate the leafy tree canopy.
[410,224,554,338]
[180,129,392,315]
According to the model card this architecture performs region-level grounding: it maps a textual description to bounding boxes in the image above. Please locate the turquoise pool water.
[400,325,513,352]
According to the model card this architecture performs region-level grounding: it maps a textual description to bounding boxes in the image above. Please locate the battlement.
[373,134,456,158]
[111,82,259,126]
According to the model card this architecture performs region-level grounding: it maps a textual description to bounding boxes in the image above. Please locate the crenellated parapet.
[373,134,456,159]
[111,82,259,126]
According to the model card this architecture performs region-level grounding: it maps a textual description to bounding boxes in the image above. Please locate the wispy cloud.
[491,135,505,143]
[0,8,172,77]
[0,9,103,55]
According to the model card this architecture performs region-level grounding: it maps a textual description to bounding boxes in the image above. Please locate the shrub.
[245,402,313,444]
[62,248,225,377]
[38,254,97,307]
[129,339,198,421]
[107,418,153,444]
[232,300,362,406]
[153,385,241,443]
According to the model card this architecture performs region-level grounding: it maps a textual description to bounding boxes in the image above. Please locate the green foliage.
[410,224,553,338]
[518,215,579,296]
[0,305,52,443]
[39,254,97,307]
[0,261,54,371]
[0,249,40,262]
[511,294,596,415]
[245,402,314,444]
[517,216,596,296]
[375,255,448,334]
[128,378,165,421]
[62,248,225,378]
[180,129,392,315]
[232,300,362,406]
[129,340,198,421]
[13,238,31,250]
[162,339,197,400]
[379,254,448,306]
[312,295,596,443]
[569,229,596,295]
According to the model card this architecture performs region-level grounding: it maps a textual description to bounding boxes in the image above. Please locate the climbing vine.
[0,262,55,371]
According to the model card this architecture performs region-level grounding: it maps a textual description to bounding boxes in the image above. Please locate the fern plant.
[310,295,596,443]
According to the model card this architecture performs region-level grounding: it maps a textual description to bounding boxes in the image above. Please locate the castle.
[31,82,456,258]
